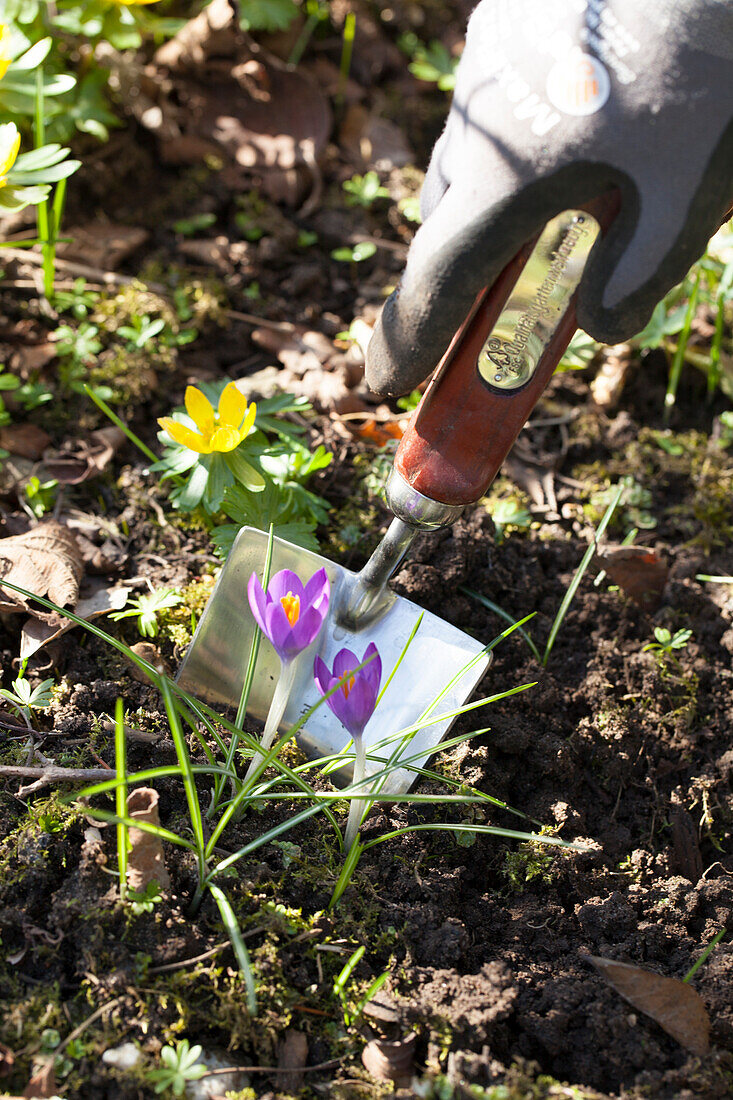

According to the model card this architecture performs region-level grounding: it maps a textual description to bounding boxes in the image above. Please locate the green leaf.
[239,0,298,32]
[223,446,266,491]
[0,183,50,211]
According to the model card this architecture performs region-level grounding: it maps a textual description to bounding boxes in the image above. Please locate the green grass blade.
[375,612,423,706]
[542,484,623,666]
[114,698,128,901]
[83,807,195,850]
[362,822,587,852]
[160,679,207,882]
[665,270,700,422]
[83,384,159,464]
[209,885,257,1015]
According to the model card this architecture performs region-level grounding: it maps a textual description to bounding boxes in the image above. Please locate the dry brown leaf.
[251,326,334,375]
[126,788,171,894]
[584,955,710,1055]
[9,341,56,377]
[0,522,84,623]
[0,423,51,460]
[57,225,148,270]
[594,546,668,611]
[41,427,125,485]
[362,1032,416,1086]
[23,1059,56,1099]
[20,580,130,660]
[340,104,413,171]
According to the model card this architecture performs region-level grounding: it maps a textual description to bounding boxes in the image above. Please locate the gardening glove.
[366,0,733,396]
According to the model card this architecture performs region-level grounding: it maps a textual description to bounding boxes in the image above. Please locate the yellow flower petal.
[217,382,249,430]
[0,25,10,81]
[209,426,242,453]
[184,386,215,436]
[239,402,257,440]
[0,124,20,184]
[158,417,211,453]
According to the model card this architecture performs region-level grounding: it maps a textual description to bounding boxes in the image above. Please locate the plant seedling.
[333,945,389,1028]
[342,171,389,208]
[643,626,692,664]
[110,587,183,638]
[147,1039,207,1096]
[0,659,54,728]
[117,313,166,350]
[24,475,58,518]
[331,240,376,264]
[407,39,459,91]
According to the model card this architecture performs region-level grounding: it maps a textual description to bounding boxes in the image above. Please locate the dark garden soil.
[1,4,733,1099]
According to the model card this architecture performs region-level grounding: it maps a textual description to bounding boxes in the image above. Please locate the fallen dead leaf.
[594,546,668,612]
[0,423,51,461]
[145,0,331,207]
[251,326,334,375]
[126,787,171,893]
[57,224,148,270]
[20,579,130,660]
[127,642,171,682]
[23,1059,56,1099]
[361,1032,416,1086]
[340,104,413,171]
[584,954,710,1055]
[8,341,56,377]
[41,427,125,485]
[356,417,404,446]
[0,522,84,623]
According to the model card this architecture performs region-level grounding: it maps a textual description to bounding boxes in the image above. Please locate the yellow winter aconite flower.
[158,383,257,454]
[0,25,11,81]
[0,123,20,187]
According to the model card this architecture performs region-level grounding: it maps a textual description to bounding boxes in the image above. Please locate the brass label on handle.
[477,210,600,391]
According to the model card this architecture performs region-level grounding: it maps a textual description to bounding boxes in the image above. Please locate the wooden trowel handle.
[393,191,621,507]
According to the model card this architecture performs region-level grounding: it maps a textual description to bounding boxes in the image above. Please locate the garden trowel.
[178,194,619,792]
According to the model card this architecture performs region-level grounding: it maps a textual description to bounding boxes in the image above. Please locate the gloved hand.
[366,0,733,396]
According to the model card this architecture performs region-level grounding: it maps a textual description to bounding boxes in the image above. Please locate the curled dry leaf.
[0,423,51,461]
[584,955,710,1056]
[20,580,130,660]
[126,787,171,894]
[23,1059,56,1099]
[0,522,84,624]
[361,1032,416,1086]
[594,546,669,612]
[57,225,149,271]
[42,427,125,485]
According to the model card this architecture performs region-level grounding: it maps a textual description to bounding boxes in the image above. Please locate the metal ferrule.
[385,468,465,530]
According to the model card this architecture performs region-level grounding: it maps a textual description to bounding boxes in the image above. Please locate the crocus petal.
[158,417,211,453]
[247,573,269,635]
[209,425,242,452]
[333,647,358,680]
[218,382,249,429]
[291,604,327,652]
[314,642,381,741]
[304,567,330,615]
[184,386,215,436]
[268,569,305,605]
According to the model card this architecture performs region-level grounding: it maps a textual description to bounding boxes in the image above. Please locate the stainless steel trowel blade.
[178,527,490,793]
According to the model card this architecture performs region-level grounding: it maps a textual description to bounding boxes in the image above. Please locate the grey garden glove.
[366,0,733,396]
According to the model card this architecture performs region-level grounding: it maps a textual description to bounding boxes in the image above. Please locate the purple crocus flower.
[248,567,330,663]
[314,642,381,739]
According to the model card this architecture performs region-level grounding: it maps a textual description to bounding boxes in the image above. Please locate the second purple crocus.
[244,566,330,782]
[314,642,381,850]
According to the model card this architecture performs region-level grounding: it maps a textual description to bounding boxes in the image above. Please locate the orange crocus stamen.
[280,592,300,626]
[341,670,356,698]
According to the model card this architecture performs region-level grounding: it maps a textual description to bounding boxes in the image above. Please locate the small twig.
[1,246,168,293]
[226,309,295,334]
[100,719,161,744]
[351,233,409,257]
[63,998,122,1049]
[0,764,117,797]
[147,941,229,975]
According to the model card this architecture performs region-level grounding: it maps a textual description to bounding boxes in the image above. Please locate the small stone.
[102,1042,140,1069]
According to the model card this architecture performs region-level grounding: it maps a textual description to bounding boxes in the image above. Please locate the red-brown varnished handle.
[394,192,621,507]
